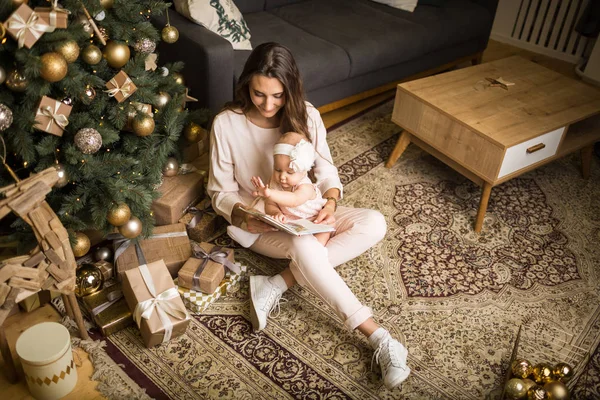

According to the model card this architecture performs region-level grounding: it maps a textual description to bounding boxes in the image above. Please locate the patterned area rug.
[101,100,600,399]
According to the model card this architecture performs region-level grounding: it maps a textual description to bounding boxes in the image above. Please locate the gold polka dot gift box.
[176,266,245,314]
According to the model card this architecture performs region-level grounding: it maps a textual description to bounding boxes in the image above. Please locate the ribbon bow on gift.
[133,263,189,343]
[6,11,55,48]
[45,0,71,28]
[191,243,241,291]
[105,76,134,99]
[91,289,123,316]
[37,103,69,132]
[186,206,217,229]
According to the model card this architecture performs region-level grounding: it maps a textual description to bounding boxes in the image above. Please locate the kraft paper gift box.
[80,284,133,336]
[34,6,69,29]
[115,223,192,279]
[179,205,227,243]
[18,290,60,312]
[151,171,204,226]
[34,96,72,137]
[122,259,190,348]
[178,242,240,294]
[124,102,152,132]
[105,70,137,103]
[95,260,114,281]
[4,4,54,49]
[176,267,244,313]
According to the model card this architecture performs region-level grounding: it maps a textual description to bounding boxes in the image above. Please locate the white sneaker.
[249,275,285,331]
[372,333,411,389]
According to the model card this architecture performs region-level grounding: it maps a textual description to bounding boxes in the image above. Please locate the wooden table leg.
[474,182,492,233]
[0,325,18,384]
[67,293,89,340]
[385,130,412,168]
[581,144,593,179]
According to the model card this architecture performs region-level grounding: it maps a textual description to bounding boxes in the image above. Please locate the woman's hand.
[251,176,271,198]
[232,203,277,233]
[314,202,336,225]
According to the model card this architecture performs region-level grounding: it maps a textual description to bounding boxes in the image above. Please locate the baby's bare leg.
[314,232,331,247]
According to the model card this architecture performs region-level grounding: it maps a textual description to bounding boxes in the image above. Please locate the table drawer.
[498,126,565,178]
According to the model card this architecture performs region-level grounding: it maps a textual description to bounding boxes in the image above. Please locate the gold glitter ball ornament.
[505,378,527,400]
[533,364,554,384]
[72,232,91,257]
[155,92,171,109]
[103,41,130,68]
[107,203,131,226]
[39,52,68,83]
[183,122,206,143]
[100,0,114,9]
[553,363,574,383]
[527,385,549,400]
[75,263,104,297]
[512,359,534,379]
[54,163,68,188]
[132,114,155,137]
[82,45,103,65]
[162,157,179,177]
[543,381,569,400]
[161,25,179,43]
[5,69,28,92]
[0,104,13,132]
[172,72,184,85]
[133,38,156,54]
[74,128,102,154]
[118,216,142,239]
[56,40,80,63]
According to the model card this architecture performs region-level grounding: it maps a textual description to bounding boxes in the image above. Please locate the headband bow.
[273,139,315,172]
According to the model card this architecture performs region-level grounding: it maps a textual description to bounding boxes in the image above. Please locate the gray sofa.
[155,0,499,116]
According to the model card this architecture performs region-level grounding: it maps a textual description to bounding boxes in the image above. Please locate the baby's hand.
[272,213,287,223]
[251,176,271,198]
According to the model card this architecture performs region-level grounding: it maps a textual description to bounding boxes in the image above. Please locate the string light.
[23,161,28,167]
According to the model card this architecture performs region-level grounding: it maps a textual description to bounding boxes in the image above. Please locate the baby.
[251,132,331,246]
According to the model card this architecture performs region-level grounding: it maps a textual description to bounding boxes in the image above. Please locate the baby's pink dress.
[272,176,327,220]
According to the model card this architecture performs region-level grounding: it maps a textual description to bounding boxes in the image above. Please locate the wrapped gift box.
[181,129,209,163]
[124,102,152,132]
[122,260,190,348]
[179,207,227,246]
[95,260,114,281]
[34,96,72,137]
[5,5,53,49]
[177,267,244,314]
[151,171,204,226]
[115,223,191,279]
[80,284,133,336]
[34,7,69,29]
[18,290,61,312]
[105,70,137,103]
[178,242,237,293]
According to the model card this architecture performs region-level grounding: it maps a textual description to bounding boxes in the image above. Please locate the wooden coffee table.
[386,56,600,232]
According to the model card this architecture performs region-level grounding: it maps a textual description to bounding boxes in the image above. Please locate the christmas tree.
[0,0,208,253]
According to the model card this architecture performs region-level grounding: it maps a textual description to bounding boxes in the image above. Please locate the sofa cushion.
[235,12,351,92]
[235,0,265,13]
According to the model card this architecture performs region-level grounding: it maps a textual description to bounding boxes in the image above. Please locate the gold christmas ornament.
[75,263,104,297]
[6,69,28,92]
[0,66,6,85]
[82,45,103,65]
[56,40,80,63]
[133,38,156,54]
[80,85,97,104]
[72,232,91,257]
[512,359,534,379]
[522,379,537,395]
[505,378,527,400]
[76,12,94,35]
[118,216,142,239]
[99,0,114,9]
[93,246,113,262]
[103,41,130,68]
[532,364,554,384]
[161,25,179,43]
[527,385,549,400]
[74,128,102,154]
[54,163,68,188]
[543,381,569,400]
[183,122,205,143]
[172,72,184,85]
[107,203,131,226]
[0,104,13,132]
[39,52,68,83]
[155,92,171,109]
[162,157,179,177]
[132,114,155,137]
[553,363,574,383]
[97,26,109,42]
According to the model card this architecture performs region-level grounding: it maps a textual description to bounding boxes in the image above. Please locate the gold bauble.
[512,359,534,379]
[155,92,171,109]
[172,72,184,85]
[11,0,28,7]
[543,381,569,400]
[161,25,179,43]
[6,69,28,92]
[162,157,179,177]
[75,263,104,297]
[82,45,103,65]
[103,41,130,68]
[183,122,206,143]
[0,66,6,85]
[522,379,537,394]
[505,378,527,400]
[132,114,155,137]
[39,52,68,83]
[533,364,554,384]
[118,216,142,239]
[99,0,114,9]
[56,40,80,63]
[552,363,574,383]
[107,203,131,226]
[93,247,113,262]
[54,163,68,188]
[528,385,549,400]
[72,232,91,257]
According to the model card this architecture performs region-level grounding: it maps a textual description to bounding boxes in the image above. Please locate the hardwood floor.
[0,40,581,399]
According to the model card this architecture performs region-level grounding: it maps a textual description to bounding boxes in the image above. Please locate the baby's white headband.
[273,139,315,172]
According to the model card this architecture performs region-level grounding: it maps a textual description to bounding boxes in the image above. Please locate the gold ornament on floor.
[119,216,142,239]
[522,379,537,394]
[107,203,131,226]
[54,163,68,188]
[512,359,533,379]
[161,25,179,44]
[532,364,554,384]
[543,381,569,400]
[99,0,114,9]
[74,128,102,154]
[162,157,179,177]
[172,72,184,85]
[527,385,549,400]
[6,69,28,92]
[39,52,68,83]
[505,378,527,400]
[0,104,13,132]
[75,263,104,297]
[82,45,103,65]
[155,92,171,109]
[103,41,130,68]
[93,247,113,262]
[0,66,6,85]
[183,122,205,143]
[80,85,96,104]
[132,114,155,137]
[72,232,91,257]
[553,363,574,382]
[56,40,80,63]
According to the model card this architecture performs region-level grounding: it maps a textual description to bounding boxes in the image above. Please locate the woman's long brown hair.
[224,42,310,141]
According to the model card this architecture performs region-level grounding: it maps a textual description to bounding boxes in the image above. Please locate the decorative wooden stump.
[0,167,89,383]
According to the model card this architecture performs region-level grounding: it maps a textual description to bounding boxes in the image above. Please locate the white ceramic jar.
[16,322,77,400]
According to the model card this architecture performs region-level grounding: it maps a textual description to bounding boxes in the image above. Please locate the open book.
[240,208,335,236]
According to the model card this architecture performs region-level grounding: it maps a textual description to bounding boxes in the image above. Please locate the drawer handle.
[526,143,546,154]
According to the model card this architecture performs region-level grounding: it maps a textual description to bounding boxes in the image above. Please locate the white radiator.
[491,0,591,63]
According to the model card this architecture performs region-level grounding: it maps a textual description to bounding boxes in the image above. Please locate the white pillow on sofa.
[173,0,252,50]
[370,0,418,12]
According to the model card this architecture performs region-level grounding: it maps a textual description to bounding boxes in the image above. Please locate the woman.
[207,42,410,390]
